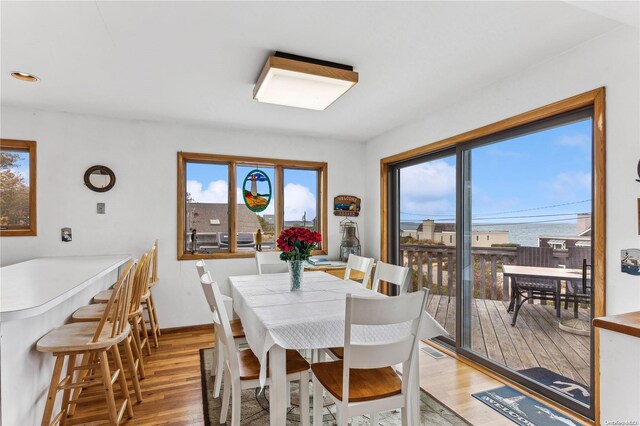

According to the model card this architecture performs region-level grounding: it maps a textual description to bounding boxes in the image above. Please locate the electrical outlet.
[97,203,105,214]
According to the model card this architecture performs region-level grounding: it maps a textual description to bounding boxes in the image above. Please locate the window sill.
[178,249,327,261]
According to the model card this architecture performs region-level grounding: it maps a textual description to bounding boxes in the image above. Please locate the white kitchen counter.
[0,254,131,426]
[1,255,131,321]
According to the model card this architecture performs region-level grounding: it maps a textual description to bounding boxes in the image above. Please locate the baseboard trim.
[161,323,214,334]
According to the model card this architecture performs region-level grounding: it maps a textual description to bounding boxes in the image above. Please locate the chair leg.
[67,352,93,416]
[139,313,152,356]
[122,336,143,403]
[511,294,524,327]
[98,351,120,425]
[401,406,409,426]
[299,374,310,426]
[130,321,146,379]
[213,342,224,398]
[111,344,134,419]
[149,293,161,336]
[145,297,160,348]
[41,355,65,426]
[231,380,241,426]
[312,375,323,426]
[59,354,76,426]
[219,369,231,424]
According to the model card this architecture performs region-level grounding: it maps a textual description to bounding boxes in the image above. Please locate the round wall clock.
[242,169,272,212]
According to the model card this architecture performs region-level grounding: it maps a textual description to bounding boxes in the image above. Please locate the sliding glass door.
[390,151,457,341]
[388,106,596,418]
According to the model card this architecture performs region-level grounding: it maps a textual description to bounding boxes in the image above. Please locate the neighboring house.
[186,203,261,249]
[401,219,508,248]
[538,213,592,249]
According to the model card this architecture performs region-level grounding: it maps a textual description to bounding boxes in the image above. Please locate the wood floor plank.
[493,300,540,370]
[475,298,505,365]
[527,304,590,386]
[484,299,525,371]
[470,298,487,357]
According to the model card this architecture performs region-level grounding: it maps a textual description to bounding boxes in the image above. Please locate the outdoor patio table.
[503,264,586,321]
[228,271,446,426]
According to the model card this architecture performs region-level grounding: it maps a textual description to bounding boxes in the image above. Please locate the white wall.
[0,108,366,328]
[363,25,640,315]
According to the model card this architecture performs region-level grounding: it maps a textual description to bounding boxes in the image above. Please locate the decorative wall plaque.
[333,195,360,217]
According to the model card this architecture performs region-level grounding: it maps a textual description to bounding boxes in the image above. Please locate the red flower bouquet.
[277,227,322,261]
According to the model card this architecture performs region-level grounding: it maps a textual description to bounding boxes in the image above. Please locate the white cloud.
[187,180,228,203]
[284,183,316,221]
[399,160,456,216]
[544,172,591,200]
[556,133,590,150]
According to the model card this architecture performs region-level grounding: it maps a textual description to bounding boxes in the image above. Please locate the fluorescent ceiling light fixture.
[253,52,358,111]
[10,71,39,82]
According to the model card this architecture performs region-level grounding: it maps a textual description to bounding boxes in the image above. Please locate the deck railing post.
[490,255,498,300]
[479,255,486,299]
[437,252,443,295]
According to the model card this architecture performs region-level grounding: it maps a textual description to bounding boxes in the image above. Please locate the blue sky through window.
[186,163,318,221]
[400,118,592,224]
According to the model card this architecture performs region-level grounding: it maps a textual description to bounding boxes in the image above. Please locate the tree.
[0,151,30,227]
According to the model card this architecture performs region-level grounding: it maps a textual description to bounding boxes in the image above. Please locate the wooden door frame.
[380,88,605,422]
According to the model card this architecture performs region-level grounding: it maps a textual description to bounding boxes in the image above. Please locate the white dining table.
[228,271,446,425]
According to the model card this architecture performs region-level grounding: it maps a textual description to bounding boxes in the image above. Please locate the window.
[0,139,36,236]
[177,152,327,260]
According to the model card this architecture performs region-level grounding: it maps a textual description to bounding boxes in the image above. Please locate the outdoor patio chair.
[562,246,592,315]
[507,247,559,326]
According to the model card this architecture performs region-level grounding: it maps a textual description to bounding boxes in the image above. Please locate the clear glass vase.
[288,260,304,291]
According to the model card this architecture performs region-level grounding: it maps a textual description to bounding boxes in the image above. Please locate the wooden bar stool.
[37,260,136,426]
[94,241,161,349]
[71,250,153,401]
[145,239,161,342]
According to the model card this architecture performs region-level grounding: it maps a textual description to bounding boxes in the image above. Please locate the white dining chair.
[371,261,411,295]
[344,254,374,288]
[311,289,429,426]
[200,272,311,426]
[255,251,289,274]
[196,259,245,398]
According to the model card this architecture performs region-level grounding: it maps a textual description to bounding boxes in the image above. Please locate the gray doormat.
[200,348,469,425]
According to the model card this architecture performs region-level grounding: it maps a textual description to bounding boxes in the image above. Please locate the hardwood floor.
[70,326,214,425]
[69,325,590,425]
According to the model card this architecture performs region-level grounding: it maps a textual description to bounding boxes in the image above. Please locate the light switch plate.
[97,203,105,214]
[61,227,72,242]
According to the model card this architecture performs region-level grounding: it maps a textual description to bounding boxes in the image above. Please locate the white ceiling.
[1,1,631,142]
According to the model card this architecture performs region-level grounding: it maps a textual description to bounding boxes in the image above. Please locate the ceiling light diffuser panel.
[253,53,358,111]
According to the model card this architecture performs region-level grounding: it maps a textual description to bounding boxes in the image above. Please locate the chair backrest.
[255,251,288,274]
[92,260,136,342]
[344,254,374,287]
[342,289,429,405]
[516,246,556,284]
[130,250,153,315]
[195,259,208,279]
[150,239,159,285]
[199,272,240,380]
[371,261,410,295]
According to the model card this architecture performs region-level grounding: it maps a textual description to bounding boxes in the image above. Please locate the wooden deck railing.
[400,244,574,301]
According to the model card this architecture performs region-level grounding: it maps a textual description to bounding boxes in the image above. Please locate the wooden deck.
[427,294,591,387]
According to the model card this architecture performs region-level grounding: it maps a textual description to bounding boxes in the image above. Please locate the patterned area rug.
[200,348,468,425]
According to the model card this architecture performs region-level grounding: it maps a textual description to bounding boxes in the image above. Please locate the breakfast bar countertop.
[0,255,131,321]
